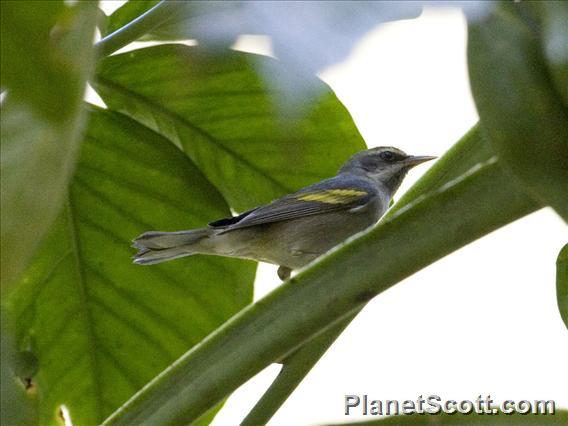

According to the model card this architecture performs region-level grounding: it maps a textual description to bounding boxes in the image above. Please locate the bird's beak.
[402,155,437,167]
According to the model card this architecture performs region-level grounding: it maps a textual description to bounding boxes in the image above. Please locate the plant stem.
[241,313,356,425]
[95,1,184,57]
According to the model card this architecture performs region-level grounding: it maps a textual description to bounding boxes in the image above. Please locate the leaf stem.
[95,1,183,57]
[241,314,355,426]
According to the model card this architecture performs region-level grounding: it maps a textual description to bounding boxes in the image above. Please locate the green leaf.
[192,402,225,426]
[468,2,568,220]
[540,1,568,105]
[1,1,97,288]
[557,243,568,330]
[0,1,91,123]
[93,45,367,212]
[242,316,354,426]
[102,127,540,425]
[3,107,256,425]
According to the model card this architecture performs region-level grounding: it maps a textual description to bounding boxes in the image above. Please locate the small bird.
[132,147,435,280]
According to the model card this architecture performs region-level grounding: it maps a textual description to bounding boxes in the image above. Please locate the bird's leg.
[277,265,292,281]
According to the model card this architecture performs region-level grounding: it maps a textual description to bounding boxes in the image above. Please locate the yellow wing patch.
[296,189,368,204]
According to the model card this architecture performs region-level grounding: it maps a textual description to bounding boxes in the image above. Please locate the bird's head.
[339,146,436,195]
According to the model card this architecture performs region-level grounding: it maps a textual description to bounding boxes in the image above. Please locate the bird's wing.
[210,177,376,232]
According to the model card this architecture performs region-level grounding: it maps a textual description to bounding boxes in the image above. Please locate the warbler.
[132,147,435,280]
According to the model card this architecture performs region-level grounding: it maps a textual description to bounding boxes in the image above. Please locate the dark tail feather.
[132,228,212,265]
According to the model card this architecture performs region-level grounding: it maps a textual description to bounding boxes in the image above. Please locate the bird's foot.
[277,266,292,281]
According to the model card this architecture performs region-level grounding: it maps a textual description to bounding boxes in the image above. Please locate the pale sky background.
[98,3,567,425]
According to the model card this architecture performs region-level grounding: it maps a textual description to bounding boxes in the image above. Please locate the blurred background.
[96,3,568,425]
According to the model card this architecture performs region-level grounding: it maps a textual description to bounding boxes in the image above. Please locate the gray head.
[339,146,436,195]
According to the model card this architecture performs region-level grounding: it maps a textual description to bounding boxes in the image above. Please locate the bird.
[132,147,435,280]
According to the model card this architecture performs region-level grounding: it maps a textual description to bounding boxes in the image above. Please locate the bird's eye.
[379,151,394,161]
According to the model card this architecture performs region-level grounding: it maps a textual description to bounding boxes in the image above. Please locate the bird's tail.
[132,228,213,265]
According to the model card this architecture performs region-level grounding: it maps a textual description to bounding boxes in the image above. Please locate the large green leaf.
[1,1,97,288]
[557,243,568,330]
[3,107,256,425]
[103,128,540,425]
[540,1,568,105]
[0,1,90,123]
[93,45,367,212]
[468,2,568,220]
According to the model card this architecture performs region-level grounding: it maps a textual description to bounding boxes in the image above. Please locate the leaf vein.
[65,195,104,420]
[75,165,205,223]
[94,76,294,195]
[14,249,73,326]
[86,264,191,347]
[89,293,175,366]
